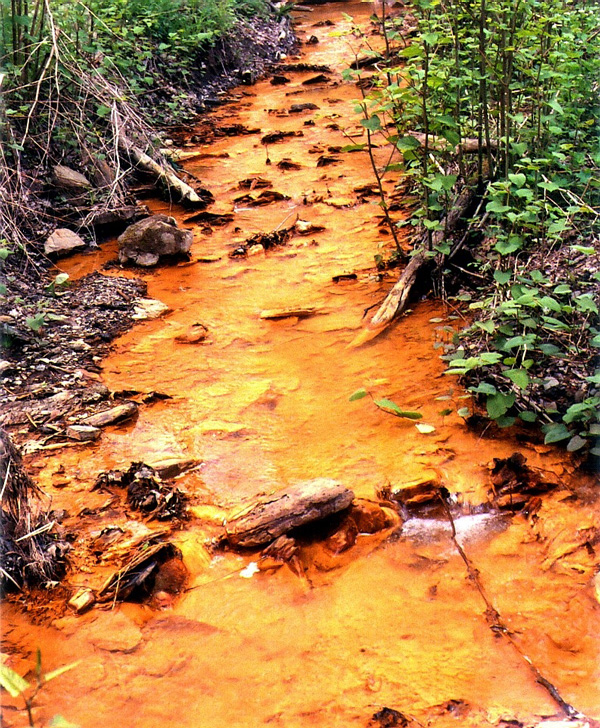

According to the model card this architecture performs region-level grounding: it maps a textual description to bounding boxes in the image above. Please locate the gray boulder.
[118,215,193,267]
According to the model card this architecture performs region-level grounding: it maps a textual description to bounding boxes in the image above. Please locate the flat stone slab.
[225,478,355,548]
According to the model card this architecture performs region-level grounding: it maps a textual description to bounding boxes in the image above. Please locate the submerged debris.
[233,189,290,206]
[368,707,412,728]
[98,539,186,606]
[489,452,560,510]
[94,462,188,521]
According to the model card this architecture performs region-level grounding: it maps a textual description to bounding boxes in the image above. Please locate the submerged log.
[349,184,475,347]
[226,478,355,548]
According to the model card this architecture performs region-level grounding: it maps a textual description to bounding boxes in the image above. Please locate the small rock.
[174,323,208,344]
[132,298,170,320]
[147,457,200,479]
[118,215,193,267]
[44,228,86,258]
[68,588,96,613]
[325,518,358,554]
[82,402,138,428]
[349,500,395,533]
[53,164,92,190]
[289,102,319,113]
[66,424,101,442]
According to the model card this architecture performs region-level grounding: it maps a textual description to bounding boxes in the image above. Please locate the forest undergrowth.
[349,0,600,458]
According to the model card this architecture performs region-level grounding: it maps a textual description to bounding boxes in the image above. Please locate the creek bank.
[0,8,299,444]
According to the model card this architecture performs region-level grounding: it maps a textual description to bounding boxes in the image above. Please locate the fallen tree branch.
[438,492,582,720]
[349,184,476,347]
[117,133,206,207]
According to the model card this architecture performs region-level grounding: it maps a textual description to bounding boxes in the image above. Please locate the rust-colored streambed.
[3,4,600,727]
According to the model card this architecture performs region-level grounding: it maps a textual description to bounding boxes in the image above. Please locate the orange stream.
[3,4,599,727]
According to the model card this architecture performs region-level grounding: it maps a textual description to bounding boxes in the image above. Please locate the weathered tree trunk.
[225,478,355,548]
[349,185,475,347]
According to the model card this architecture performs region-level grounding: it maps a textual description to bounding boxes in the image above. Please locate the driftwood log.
[225,478,355,548]
[350,184,476,347]
[118,134,205,207]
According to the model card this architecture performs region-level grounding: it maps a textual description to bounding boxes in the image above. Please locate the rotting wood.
[225,478,355,548]
[117,134,206,207]
[349,185,475,347]
[260,306,318,320]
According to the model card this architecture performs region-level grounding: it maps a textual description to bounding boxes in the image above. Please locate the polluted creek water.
[3,4,600,727]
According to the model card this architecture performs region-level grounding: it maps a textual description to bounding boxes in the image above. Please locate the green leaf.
[399,44,422,58]
[508,173,526,188]
[48,717,82,728]
[374,399,422,419]
[570,245,595,255]
[487,200,512,214]
[494,270,512,285]
[361,115,381,132]
[544,423,571,444]
[495,237,522,255]
[505,368,529,389]
[475,320,495,334]
[441,129,461,146]
[575,295,598,314]
[349,388,368,402]
[44,660,82,684]
[539,296,562,312]
[519,411,537,423]
[457,407,470,418]
[0,664,30,698]
[486,392,515,420]
[396,136,421,152]
[553,284,571,295]
[96,104,111,118]
[470,382,497,395]
[421,32,439,45]
[26,314,45,332]
[567,435,587,452]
